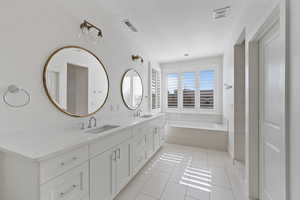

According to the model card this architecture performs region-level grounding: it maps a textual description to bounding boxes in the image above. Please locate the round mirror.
[121,69,143,110]
[43,46,109,117]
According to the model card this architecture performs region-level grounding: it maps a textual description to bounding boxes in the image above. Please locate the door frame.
[233,29,246,164]
[247,1,288,199]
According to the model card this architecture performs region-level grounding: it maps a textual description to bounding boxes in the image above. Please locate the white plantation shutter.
[164,68,217,112]
[182,72,196,108]
[157,73,161,108]
[199,70,215,109]
[151,69,157,109]
[167,73,179,108]
[151,69,161,110]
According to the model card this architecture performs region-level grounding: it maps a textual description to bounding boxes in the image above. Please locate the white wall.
[289,0,300,199]
[0,0,154,133]
[223,0,279,158]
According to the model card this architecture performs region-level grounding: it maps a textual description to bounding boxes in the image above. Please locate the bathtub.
[166,120,228,151]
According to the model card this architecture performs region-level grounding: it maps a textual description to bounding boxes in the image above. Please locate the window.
[182,72,196,108]
[167,73,179,108]
[151,69,161,110]
[200,70,215,109]
[165,68,217,112]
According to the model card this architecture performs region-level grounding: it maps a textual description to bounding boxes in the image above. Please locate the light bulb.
[82,26,89,35]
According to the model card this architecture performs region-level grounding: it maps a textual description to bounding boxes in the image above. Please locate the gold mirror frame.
[121,69,144,110]
[43,46,109,118]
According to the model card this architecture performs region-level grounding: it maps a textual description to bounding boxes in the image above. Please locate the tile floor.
[116,144,247,200]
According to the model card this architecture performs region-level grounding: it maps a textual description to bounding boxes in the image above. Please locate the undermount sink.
[86,125,120,134]
[140,114,153,118]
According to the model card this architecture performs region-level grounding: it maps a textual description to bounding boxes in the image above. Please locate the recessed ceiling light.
[184,53,189,57]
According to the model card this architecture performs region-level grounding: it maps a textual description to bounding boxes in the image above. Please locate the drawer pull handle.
[112,151,117,161]
[60,157,78,166]
[60,184,78,198]
[117,148,121,160]
[80,172,84,191]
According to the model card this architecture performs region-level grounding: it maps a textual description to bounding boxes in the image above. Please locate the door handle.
[60,156,78,167]
[112,150,117,161]
[60,184,78,198]
[117,148,121,159]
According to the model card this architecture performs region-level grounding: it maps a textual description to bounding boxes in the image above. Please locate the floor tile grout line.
[224,165,244,200]
[138,192,160,200]
[117,144,245,200]
[158,161,179,200]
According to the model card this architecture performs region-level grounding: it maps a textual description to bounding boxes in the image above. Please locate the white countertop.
[0,113,165,161]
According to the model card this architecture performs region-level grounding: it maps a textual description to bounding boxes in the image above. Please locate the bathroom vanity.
[0,114,166,200]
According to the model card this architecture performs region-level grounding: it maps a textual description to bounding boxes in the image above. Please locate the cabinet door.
[153,128,160,152]
[40,163,89,200]
[159,126,166,146]
[90,149,115,200]
[146,130,155,158]
[132,135,147,174]
[115,139,131,193]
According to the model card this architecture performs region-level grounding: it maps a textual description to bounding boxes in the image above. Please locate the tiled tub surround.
[116,144,247,200]
[165,113,228,151]
[0,114,166,200]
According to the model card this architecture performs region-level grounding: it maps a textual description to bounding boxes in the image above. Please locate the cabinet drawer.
[40,146,89,184]
[41,163,89,200]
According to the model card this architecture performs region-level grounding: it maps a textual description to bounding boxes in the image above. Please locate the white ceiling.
[97,0,244,63]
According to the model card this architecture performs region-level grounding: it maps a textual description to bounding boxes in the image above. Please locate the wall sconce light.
[79,20,103,44]
[131,55,144,63]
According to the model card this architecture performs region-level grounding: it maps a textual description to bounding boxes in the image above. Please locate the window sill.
[164,110,221,116]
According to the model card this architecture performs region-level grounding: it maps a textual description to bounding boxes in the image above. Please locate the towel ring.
[3,85,31,108]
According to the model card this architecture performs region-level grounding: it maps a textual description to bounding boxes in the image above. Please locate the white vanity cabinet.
[0,114,166,200]
[115,139,131,193]
[131,116,165,175]
[132,132,147,174]
[40,146,89,184]
[90,148,114,200]
[145,128,155,159]
[40,163,89,200]
[153,127,161,152]
[90,138,132,200]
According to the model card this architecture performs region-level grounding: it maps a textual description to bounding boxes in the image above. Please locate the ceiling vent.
[213,6,231,20]
[123,19,138,32]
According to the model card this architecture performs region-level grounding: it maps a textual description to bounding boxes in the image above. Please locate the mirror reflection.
[121,69,143,110]
[43,46,109,117]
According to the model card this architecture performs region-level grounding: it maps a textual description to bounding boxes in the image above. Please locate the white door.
[259,21,286,200]
[90,149,115,200]
[116,139,131,193]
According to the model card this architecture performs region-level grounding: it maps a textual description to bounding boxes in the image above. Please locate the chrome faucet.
[88,116,97,128]
[136,109,142,117]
